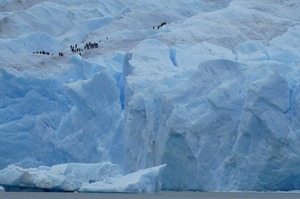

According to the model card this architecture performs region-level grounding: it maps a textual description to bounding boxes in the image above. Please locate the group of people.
[153,22,167,29]
[70,44,82,53]
[33,51,53,55]
[70,41,100,53]
[84,42,99,50]
[31,21,168,58]
[33,51,64,56]
[32,40,102,58]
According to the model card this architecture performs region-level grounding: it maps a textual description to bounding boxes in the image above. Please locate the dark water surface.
[1,191,300,199]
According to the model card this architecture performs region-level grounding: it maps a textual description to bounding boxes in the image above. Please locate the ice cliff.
[1,0,300,192]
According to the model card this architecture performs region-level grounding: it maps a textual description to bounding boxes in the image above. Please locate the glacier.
[1,0,300,192]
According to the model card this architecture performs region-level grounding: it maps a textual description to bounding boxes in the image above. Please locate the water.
[1,192,300,199]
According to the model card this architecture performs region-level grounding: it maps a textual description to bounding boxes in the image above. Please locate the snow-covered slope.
[1,0,300,192]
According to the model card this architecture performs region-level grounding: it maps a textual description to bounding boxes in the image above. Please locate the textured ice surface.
[0,162,121,191]
[79,164,166,193]
[1,0,300,192]
[0,163,165,193]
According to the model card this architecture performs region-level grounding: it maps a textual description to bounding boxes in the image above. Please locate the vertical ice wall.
[0,55,124,169]
[122,30,300,191]
[2,0,300,191]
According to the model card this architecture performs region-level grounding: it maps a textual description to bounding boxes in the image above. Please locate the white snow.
[1,0,300,192]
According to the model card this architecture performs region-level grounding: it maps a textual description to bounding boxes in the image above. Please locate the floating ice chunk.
[79,164,166,193]
[0,163,166,193]
[0,162,121,192]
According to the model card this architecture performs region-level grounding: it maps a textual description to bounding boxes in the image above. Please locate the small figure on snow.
[153,22,167,29]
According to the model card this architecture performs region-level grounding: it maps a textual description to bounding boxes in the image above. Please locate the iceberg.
[0,163,166,193]
[0,162,121,192]
[79,164,166,193]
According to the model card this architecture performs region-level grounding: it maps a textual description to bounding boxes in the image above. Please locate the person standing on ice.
[153,22,167,29]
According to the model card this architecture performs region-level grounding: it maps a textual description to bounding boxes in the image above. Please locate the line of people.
[33,51,64,56]
[70,41,100,54]
[31,20,168,58]
[153,22,167,29]
[33,51,53,55]
[70,44,82,53]
[84,42,99,50]
[32,39,105,57]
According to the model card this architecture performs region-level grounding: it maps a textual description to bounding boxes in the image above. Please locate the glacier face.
[1,0,300,191]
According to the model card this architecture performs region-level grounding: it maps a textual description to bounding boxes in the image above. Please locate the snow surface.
[1,0,300,192]
[0,163,165,193]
